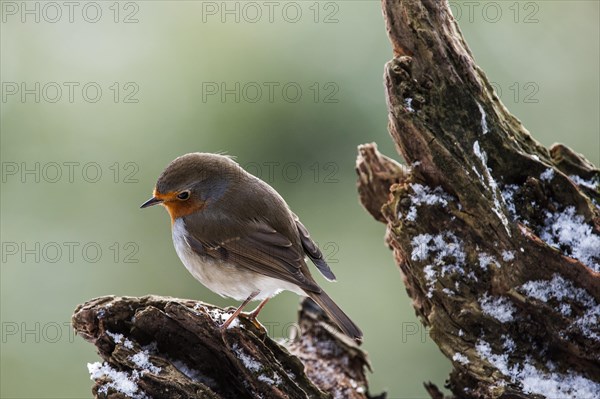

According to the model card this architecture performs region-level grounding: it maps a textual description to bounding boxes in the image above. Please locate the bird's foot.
[218,291,260,332]
[240,311,265,331]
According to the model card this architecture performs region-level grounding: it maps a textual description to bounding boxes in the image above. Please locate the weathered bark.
[356,1,600,398]
[72,296,375,399]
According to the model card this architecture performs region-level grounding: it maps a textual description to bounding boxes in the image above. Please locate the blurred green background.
[1,1,598,398]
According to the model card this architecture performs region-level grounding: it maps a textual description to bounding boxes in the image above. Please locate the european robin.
[141,153,362,341]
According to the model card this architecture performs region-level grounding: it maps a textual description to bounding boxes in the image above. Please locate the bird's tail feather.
[306,290,363,341]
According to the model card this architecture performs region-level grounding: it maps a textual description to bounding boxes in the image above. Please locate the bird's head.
[140,153,240,222]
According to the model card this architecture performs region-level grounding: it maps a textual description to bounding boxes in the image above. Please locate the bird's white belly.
[172,219,303,301]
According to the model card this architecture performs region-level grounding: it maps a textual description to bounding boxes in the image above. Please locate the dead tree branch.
[356,1,600,398]
[72,296,375,399]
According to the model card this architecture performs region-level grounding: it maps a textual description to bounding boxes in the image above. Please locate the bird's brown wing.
[293,214,336,281]
[183,219,322,293]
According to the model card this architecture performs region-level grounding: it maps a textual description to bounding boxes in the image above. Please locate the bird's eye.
[177,191,190,200]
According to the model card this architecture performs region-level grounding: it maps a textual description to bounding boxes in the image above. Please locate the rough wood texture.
[72,296,374,399]
[356,1,600,398]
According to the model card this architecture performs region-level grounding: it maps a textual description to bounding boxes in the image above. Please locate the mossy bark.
[356,1,599,398]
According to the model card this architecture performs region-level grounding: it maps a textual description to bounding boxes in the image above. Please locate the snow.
[106,330,134,349]
[539,206,600,272]
[232,343,281,386]
[452,352,470,365]
[192,303,205,314]
[226,318,240,329]
[258,373,283,385]
[232,343,261,372]
[476,340,600,398]
[540,168,555,182]
[502,335,516,352]
[478,253,497,269]
[520,274,592,305]
[502,180,600,272]
[106,331,124,344]
[569,175,599,190]
[473,141,511,236]
[470,165,484,182]
[422,265,436,297]
[207,308,239,328]
[479,294,516,323]
[502,250,515,262]
[520,274,600,341]
[559,303,573,316]
[130,351,161,375]
[411,232,465,263]
[411,232,469,297]
[169,358,218,387]
[472,141,484,162]
[403,185,438,221]
[142,341,158,353]
[410,184,450,207]
[171,359,202,381]
[477,102,489,134]
[404,183,451,221]
[88,362,145,399]
[405,207,418,221]
[501,184,519,219]
[106,331,160,375]
[89,335,162,397]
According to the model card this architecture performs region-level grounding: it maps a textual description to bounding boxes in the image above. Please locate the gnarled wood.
[357,1,600,398]
[72,296,375,399]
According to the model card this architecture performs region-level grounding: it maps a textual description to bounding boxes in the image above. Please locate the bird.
[140,153,363,341]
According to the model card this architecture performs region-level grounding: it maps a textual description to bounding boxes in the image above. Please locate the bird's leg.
[244,297,270,322]
[220,291,259,330]
[241,297,271,331]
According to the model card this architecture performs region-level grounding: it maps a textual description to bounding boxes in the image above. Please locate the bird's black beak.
[140,197,163,208]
